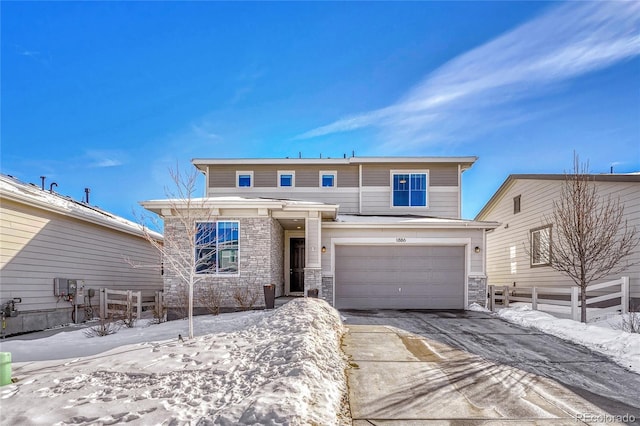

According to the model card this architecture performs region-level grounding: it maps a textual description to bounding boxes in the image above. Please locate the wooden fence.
[99,289,165,322]
[488,276,629,321]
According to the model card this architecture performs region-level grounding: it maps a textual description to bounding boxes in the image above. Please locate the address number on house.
[396,237,407,243]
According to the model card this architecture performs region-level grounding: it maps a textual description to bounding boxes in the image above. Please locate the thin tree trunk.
[580,281,587,323]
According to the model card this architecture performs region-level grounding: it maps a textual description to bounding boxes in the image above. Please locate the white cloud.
[296,1,640,145]
[84,150,126,168]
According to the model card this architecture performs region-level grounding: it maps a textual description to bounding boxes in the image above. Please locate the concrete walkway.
[343,324,626,425]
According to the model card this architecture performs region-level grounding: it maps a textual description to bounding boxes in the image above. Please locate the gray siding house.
[0,174,163,335]
[476,174,640,306]
[141,156,499,314]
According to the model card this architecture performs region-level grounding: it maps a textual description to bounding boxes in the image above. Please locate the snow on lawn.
[0,299,350,425]
[494,303,640,374]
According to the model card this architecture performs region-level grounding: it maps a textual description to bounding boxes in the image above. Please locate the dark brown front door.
[290,238,305,293]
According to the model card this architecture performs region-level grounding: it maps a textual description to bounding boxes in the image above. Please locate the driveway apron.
[341,310,639,425]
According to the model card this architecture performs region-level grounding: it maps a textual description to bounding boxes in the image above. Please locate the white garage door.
[335,245,465,309]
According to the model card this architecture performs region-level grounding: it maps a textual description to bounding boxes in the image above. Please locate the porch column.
[304,212,322,297]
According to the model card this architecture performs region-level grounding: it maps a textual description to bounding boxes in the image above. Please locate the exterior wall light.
[474,246,481,253]
[321,246,327,253]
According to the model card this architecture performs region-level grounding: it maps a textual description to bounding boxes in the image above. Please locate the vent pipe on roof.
[84,188,90,204]
[352,150,355,157]
[49,182,58,193]
[343,153,346,159]
[40,176,46,190]
[299,152,302,159]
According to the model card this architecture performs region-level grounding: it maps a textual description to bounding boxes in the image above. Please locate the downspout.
[458,164,462,219]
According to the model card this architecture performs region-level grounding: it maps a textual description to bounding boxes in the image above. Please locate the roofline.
[139,197,339,217]
[323,218,500,230]
[1,185,162,241]
[475,173,640,220]
[192,156,478,171]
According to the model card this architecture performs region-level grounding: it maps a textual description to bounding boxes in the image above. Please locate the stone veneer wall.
[321,276,334,306]
[163,215,281,318]
[468,276,487,307]
[304,268,322,297]
[270,219,284,297]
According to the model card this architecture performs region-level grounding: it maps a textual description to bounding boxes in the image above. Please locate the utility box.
[53,278,81,297]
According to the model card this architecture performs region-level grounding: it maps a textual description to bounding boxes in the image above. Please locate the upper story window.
[513,195,521,214]
[391,171,428,207]
[278,171,295,188]
[236,171,253,188]
[320,171,336,188]
[530,225,552,267]
[195,221,240,274]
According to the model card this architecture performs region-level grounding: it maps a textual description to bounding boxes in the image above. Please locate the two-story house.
[476,174,640,308]
[141,156,499,317]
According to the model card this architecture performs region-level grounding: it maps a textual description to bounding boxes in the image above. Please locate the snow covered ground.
[0,299,349,425]
[471,303,640,375]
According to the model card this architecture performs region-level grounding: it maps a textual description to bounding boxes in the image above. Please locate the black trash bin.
[307,288,319,298]
[263,284,275,309]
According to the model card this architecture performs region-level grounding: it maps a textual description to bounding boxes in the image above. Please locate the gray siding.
[362,164,458,187]
[480,179,640,298]
[208,165,358,188]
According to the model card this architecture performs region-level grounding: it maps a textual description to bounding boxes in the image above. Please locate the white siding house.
[476,174,640,307]
[0,174,163,335]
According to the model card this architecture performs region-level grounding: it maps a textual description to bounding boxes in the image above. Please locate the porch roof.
[140,196,339,219]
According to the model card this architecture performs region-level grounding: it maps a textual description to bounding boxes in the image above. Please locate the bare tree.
[131,165,219,339]
[545,155,639,322]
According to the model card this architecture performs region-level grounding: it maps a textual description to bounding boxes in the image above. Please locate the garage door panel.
[335,245,465,309]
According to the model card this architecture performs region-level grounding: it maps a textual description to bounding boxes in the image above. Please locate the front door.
[290,238,305,293]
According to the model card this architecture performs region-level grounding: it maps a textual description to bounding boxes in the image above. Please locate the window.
[195,221,239,274]
[530,225,552,267]
[236,171,253,188]
[513,195,521,214]
[320,171,336,188]
[392,171,428,207]
[278,171,295,187]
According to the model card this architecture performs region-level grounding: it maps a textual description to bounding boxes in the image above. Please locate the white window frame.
[236,171,254,188]
[278,170,295,188]
[320,170,337,188]
[530,225,552,267]
[390,169,429,208]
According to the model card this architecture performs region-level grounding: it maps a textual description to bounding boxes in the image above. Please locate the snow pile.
[467,302,491,312]
[496,304,640,374]
[0,299,349,425]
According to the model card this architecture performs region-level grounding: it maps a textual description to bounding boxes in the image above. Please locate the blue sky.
[2,1,639,221]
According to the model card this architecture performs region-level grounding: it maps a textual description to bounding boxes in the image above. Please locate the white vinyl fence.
[488,276,629,321]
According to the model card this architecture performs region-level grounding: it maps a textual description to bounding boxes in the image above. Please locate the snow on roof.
[0,174,162,240]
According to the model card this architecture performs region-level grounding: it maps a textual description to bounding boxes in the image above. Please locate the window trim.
[277,170,295,188]
[390,169,429,208]
[513,195,521,214]
[530,224,552,267]
[236,171,253,188]
[195,220,240,275]
[319,170,337,188]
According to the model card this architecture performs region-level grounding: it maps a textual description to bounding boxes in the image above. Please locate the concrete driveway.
[341,309,640,425]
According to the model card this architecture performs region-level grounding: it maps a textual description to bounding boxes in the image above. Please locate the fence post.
[532,287,538,311]
[571,287,579,321]
[503,286,510,308]
[136,291,142,319]
[621,276,629,314]
[488,285,494,311]
[100,288,106,320]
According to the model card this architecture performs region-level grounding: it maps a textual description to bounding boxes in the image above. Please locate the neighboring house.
[141,156,499,316]
[475,174,640,307]
[0,174,163,335]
